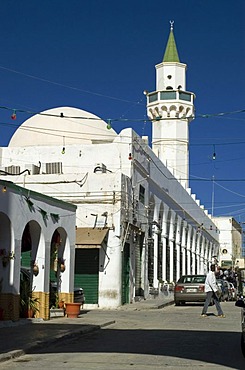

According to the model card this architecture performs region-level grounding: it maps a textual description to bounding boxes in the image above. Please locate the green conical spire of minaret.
[163,21,180,62]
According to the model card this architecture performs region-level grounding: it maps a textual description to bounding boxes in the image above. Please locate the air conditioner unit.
[25,164,40,175]
[45,162,63,174]
[5,165,20,175]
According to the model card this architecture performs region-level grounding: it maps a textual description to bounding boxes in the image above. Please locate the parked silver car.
[174,275,206,305]
[174,274,223,306]
[235,297,245,357]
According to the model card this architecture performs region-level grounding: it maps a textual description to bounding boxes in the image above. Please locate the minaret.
[146,21,195,188]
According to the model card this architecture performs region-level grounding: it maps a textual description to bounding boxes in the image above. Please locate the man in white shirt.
[201,264,225,318]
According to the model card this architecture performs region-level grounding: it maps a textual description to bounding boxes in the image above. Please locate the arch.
[0,212,13,292]
[50,227,70,308]
[21,220,42,268]
[169,105,177,118]
[154,107,160,116]
[20,220,43,318]
[0,212,12,259]
[160,106,168,118]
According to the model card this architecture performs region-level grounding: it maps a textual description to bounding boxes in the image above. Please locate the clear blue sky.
[0,1,244,221]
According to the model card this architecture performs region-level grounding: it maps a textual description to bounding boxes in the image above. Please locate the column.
[169,211,175,283]
[153,230,158,288]
[162,235,167,281]
[181,220,187,276]
[161,205,169,282]
[196,231,202,274]
[186,225,192,275]
[153,202,160,289]
[175,216,182,281]
[191,228,197,274]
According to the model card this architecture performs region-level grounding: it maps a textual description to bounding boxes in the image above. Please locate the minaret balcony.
[147,90,195,105]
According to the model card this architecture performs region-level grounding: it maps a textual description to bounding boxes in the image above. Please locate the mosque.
[1,24,241,319]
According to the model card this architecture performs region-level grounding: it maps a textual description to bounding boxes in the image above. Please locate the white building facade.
[0,179,76,320]
[0,25,220,309]
[213,217,242,270]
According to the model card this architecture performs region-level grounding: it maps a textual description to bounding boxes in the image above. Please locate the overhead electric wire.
[0,104,244,123]
[0,65,142,105]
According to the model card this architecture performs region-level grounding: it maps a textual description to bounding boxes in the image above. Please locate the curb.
[126,300,175,311]
[157,300,175,309]
[0,320,115,363]
[0,350,25,363]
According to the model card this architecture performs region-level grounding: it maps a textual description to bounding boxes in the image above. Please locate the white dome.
[8,106,117,147]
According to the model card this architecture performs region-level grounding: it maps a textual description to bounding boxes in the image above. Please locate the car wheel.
[175,301,180,306]
[241,334,245,357]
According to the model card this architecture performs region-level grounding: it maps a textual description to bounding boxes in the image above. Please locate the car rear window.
[178,275,205,284]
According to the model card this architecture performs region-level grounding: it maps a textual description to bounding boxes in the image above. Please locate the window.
[179,92,191,102]
[148,93,158,103]
[139,185,145,204]
[160,91,176,100]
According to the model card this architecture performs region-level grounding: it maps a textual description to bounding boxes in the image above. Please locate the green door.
[21,251,31,267]
[135,241,143,297]
[122,243,130,304]
[74,249,99,304]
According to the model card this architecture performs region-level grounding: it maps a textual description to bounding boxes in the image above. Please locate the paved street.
[0,300,244,369]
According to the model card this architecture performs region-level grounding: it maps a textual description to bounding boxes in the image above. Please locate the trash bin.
[74,287,85,305]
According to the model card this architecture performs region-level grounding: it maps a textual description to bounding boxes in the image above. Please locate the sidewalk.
[0,293,174,363]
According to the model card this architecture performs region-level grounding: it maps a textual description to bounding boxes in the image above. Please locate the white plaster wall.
[99,232,122,308]
[213,216,242,267]
[0,182,76,296]
[156,62,186,90]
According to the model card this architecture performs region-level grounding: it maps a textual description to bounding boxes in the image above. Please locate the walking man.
[201,264,225,318]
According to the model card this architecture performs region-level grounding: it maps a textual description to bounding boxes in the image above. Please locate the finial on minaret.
[170,20,174,31]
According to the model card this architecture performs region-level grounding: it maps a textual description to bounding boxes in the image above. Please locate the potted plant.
[20,280,39,318]
[49,292,65,317]
[65,302,81,318]
[0,249,15,267]
[59,258,66,273]
[31,261,39,276]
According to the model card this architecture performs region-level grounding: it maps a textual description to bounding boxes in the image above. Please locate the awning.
[75,227,109,249]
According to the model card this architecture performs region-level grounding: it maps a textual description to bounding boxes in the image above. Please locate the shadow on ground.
[25,326,244,369]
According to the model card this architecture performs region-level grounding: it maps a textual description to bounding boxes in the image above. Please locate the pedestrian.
[201,264,225,318]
